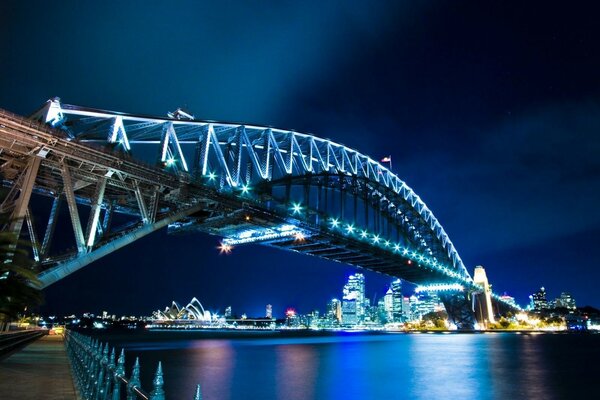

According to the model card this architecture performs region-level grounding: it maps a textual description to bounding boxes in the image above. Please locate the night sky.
[1,1,599,317]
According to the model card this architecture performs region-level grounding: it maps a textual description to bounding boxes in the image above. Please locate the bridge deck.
[0,334,77,400]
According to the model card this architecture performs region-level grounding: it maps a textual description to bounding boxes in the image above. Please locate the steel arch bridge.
[0,98,516,329]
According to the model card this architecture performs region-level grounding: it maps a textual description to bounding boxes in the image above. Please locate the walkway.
[0,334,78,400]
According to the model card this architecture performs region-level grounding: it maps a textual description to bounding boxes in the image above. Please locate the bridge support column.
[7,156,42,238]
[440,291,476,330]
[85,177,107,249]
[61,163,86,254]
[41,196,61,258]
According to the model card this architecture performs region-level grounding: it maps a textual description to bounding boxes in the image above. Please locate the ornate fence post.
[103,347,115,400]
[112,349,125,400]
[95,343,108,400]
[149,362,165,400]
[127,357,141,400]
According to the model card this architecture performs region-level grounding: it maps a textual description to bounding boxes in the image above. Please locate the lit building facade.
[532,287,549,311]
[555,292,576,310]
[343,273,366,322]
[384,287,393,321]
[391,279,404,322]
[327,298,342,323]
[342,299,359,325]
[409,293,444,320]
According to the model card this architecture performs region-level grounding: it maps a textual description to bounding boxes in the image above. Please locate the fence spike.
[127,357,141,400]
[149,362,165,400]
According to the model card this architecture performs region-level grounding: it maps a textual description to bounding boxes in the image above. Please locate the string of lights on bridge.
[216,190,480,292]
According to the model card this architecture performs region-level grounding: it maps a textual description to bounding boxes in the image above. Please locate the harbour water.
[91,330,599,400]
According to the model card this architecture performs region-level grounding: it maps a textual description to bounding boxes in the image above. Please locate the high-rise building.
[224,306,232,318]
[410,292,444,320]
[532,287,549,311]
[343,273,366,320]
[473,266,495,327]
[266,304,273,319]
[555,292,576,310]
[391,279,403,322]
[384,287,393,321]
[342,299,359,325]
[402,296,411,321]
[327,298,342,323]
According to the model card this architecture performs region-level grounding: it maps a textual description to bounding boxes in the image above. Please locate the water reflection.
[407,334,486,399]
[276,345,318,400]
[102,331,597,400]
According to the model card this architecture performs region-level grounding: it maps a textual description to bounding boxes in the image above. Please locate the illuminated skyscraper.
[266,304,273,318]
[384,287,393,321]
[342,299,358,325]
[327,298,342,323]
[402,296,411,321]
[343,273,366,320]
[555,292,576,310]
[225,306,232,318]
[473,266,495,327]
[391,279,403,322]
[532,287,549,311]
[410,292,444,320]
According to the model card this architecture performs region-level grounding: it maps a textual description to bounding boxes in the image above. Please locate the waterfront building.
[343,273,366,320]
[327,298,342,323]
[153,297,212,322]
[402,296,411,321]
[266,304,273,318]
[555,292,576,310]
[285,308,300,327]
[532,287,549,311]
[225,306,232,318]
[473,266,495,327]
[342,299,359,326]
[384,288,393,321]
[391,279,403,322]
[410,293,444,320]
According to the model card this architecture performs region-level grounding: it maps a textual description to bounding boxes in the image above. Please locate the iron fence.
[65,330,202,399]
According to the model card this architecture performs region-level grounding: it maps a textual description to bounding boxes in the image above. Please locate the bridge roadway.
[0,100,519,328]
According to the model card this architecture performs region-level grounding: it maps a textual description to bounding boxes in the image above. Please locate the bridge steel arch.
[0,98,518,329]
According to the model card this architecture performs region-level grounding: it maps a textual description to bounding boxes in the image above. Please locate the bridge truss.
[0,98,517,328]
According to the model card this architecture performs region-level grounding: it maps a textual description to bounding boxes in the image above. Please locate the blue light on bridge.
[415,283,464,293]
[241,184,250,194]
[323,216,478,286]
[206,172,217,181]
[291,203,303,215]
[222,224,312,246]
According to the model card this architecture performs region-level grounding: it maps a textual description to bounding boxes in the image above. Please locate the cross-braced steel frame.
[0,98,519,328]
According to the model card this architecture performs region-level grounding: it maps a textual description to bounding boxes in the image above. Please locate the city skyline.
[38,270,588,321]
[1,1,599,315]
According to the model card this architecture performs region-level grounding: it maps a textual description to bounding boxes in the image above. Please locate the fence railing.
[65,330,202,399]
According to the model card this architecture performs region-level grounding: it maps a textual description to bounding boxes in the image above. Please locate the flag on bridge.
[381,156,391,163]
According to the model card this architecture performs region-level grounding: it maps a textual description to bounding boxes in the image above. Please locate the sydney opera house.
[151,297,214,326]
